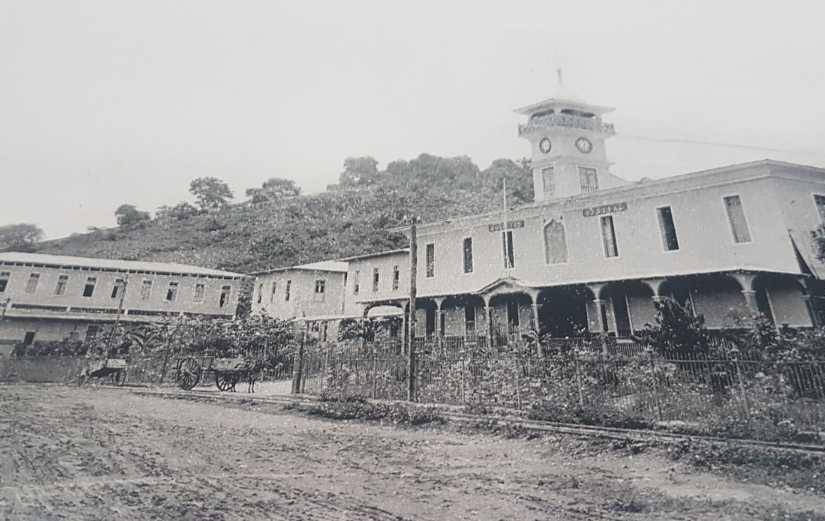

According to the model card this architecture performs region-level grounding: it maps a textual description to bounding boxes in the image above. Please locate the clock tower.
[515,73,622,202]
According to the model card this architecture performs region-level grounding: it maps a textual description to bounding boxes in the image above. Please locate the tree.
[338,157,380,189]
[0,223,44,252]
[156,202,199,221]
[480,158,534,206]
[634,299,710,356]
[189,177,233,211]
[246,177,302,203]
[114,204,151,227]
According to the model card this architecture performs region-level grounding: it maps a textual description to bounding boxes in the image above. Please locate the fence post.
[291,329,306,395]
[573,352,585,409]
[371,347,377,400]
[734,358,751,419]
[513,353,522,410]
[649,352,663,421]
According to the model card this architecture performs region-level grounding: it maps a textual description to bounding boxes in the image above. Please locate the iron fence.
[298,339,825,441]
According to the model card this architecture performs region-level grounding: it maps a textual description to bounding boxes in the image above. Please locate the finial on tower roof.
[556,68,563,87]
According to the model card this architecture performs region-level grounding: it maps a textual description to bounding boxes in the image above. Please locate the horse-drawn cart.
[174,355,261,392]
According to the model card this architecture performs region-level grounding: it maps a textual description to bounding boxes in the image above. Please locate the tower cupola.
[516,71,622,202]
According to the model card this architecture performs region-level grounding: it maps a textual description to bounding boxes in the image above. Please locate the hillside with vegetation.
[18,154,533,274]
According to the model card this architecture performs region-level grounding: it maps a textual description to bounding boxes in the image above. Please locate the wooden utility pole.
[407,218,418,402]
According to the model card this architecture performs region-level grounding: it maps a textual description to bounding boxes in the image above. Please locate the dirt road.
[1,385,822,520]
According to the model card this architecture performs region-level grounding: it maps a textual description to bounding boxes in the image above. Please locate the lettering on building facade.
[582,202,628,217]
[488,220,525,232]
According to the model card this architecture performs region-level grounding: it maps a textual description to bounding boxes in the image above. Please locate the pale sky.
[2,0,824,239]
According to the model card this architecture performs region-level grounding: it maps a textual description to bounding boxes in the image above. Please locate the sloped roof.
[0,252,245,279]
[250,259,349,276]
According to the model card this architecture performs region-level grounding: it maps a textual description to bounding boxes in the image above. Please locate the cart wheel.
[111,369,126,386]
[176,358,201,391]
[215,372,234,392]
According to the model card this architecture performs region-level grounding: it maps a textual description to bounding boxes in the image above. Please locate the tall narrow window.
[25,273,40,294]
[85,325,100,341]
[601,215,619,258]
[657,206,680,251]
[140,280,152,300]
[82,277,97,297]
[353,270,360,294]
[284,280,291,301]
[425,243,435,278]
[723,195,752,243]
[194,282,205,302]
[54,275,69,295]
[256,283,263,304]
[166,281,179,302]
[579,167,599,193]
[815,195,825,223]
[372,268,379,292]
[219,285,231,308]
[270,281,278,303]
[111,278,125,299]
[541,167,555,195]
[544,220,567,264]
[392,265,400,290]
[502,231,515,269]
[462,237,473,273]
[0,272,9,293]
[314,279,326,302]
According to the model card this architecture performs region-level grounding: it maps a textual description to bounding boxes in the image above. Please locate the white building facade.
[254,87,825,346]
[0,252,246,350]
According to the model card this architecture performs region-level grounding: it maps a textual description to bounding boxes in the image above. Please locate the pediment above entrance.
[475,277,537,298]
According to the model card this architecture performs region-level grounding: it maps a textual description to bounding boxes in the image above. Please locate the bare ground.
[1,384,823,520]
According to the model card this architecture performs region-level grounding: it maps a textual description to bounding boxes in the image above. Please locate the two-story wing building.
[253,85,825,345]
[0,252,246,349]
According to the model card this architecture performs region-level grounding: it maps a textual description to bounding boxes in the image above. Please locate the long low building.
[0,252,246,349]
[251,83,825,346]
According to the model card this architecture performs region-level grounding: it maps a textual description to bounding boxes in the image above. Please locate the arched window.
[544,219,567,264]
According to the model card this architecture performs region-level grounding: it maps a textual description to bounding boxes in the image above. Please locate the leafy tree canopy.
[337,156,380,189]
[115,204,151,227]
[246,177,302,203]
[0,223,44,252]
[190,177,234,211]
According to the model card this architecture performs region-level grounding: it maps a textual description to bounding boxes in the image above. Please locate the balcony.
[518,113,615,137]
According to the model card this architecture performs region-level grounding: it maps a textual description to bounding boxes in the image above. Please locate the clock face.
[575,137,593,154]
[539,138,552,154]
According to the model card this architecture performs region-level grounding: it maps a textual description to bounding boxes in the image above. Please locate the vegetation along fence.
[298,341,825,443]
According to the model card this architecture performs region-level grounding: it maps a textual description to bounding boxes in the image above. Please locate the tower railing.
[518,113,615,137]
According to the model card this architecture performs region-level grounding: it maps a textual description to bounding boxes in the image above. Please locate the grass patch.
[303,399,446,427]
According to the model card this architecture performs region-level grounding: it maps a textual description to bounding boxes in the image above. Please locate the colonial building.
[0,252,246,349]
[254,84,825,346]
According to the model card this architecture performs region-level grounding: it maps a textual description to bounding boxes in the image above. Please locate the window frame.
[543,218,568,265]
[284,280,291,301]
[25,273,40,294]
[599,214,620,258]
[82,276,97,298]
[219,285,232,308]
[111,278,125,300]
[392,265,400,291]
[54,274,69,296]
[270,280,278,303]
[372,268,380,292]
[578,166,599,193]
[721,194,753,244]
[314,279,326,302]
[193,281,206,303]
[655,205,680,252]
[462,237,474,274]
[812,193,825,225]
[502,230,515,269]
[165,281,179,302]
[0,271,9,293]
[425,243,435,278]
[541,166,555,195]
[140,279,153,300]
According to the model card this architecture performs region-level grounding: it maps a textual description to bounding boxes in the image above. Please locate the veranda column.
[644,277,668,304]
[730,272,759,313]
[586,282,608,356]
[526,289,541,356]
[483,295,493,349]
[433,297,445,352]
[799,277,820,327]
